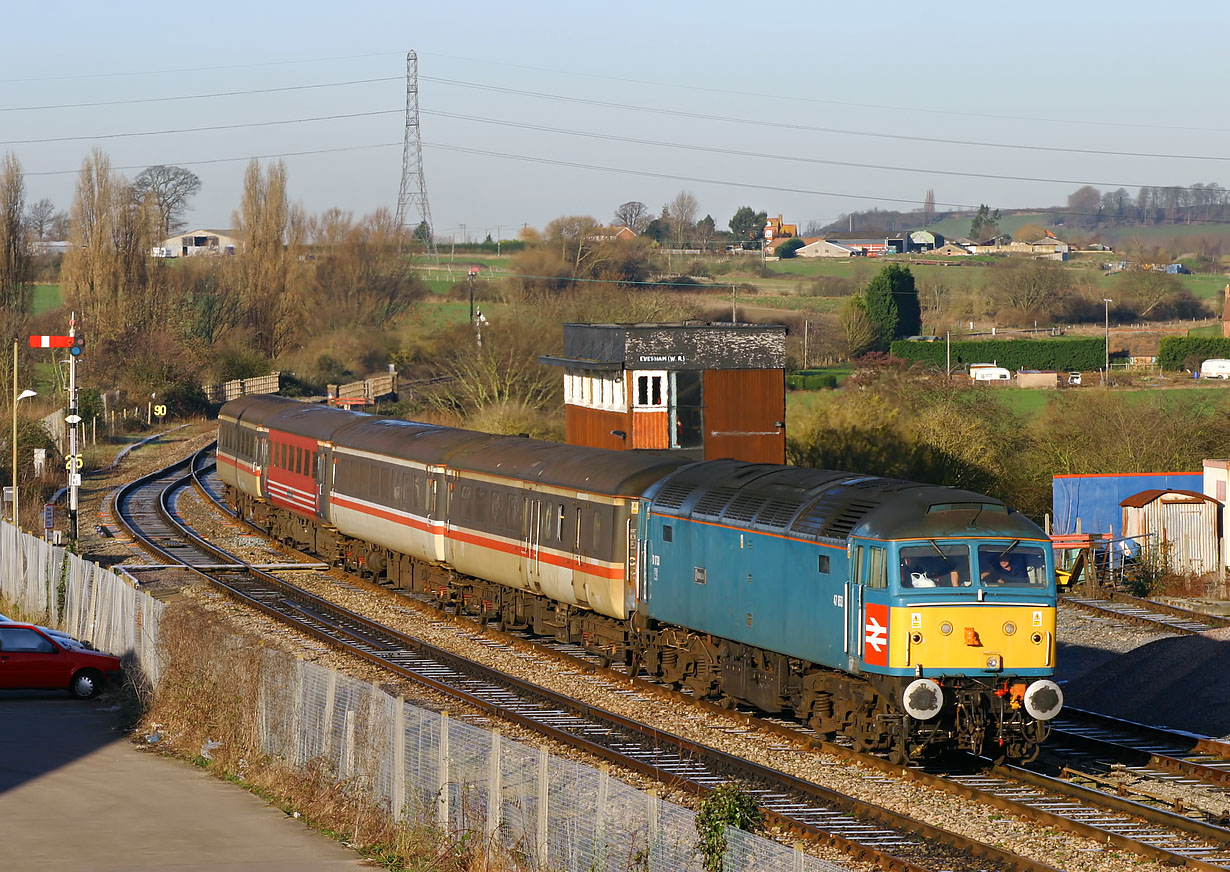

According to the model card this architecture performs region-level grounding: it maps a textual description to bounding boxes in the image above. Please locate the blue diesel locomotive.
[218,395,1062,762]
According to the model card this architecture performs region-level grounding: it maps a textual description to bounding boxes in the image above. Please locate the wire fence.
[0,523,851,872]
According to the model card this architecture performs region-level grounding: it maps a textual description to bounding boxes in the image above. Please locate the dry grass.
[140,600,512,871]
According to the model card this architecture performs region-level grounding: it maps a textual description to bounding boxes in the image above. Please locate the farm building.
[155,228,240,257]
[1121,490,1221,575]
[1016,370,1059,388]
[794,239,857,258]
[540,322,786,463]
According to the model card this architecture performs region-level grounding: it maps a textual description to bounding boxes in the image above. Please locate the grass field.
[32,284,61,314]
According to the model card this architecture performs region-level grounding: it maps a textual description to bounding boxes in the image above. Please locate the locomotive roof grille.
[653,479,696,511]
[723,492,765,523]
[821,500,879,538]
[756,498,801,529]
[693,487,738,517]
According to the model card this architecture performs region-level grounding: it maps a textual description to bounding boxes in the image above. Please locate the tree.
[969,204,1001,241]
[985,259,1071,316]
[0,153,33,321]
[233,158,294,357]
[667,190,699,246]
[613,201,650,233]
[840,296,878,358]
[642,217,667,243]
[695,214,716,248]
[777,237,805,258]
[864,264,920,348]
[413,220,432,245]
[49,210,70,240]
[132,165,201,240]
[298,207,426,331]
[1066,185,1101,229]
[922,189,936,224]
[1014,223,1051,243]
[728,206,767,241]
[23,198,55,240]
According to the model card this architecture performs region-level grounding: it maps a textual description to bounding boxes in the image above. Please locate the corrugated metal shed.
[1121,489,1222,575]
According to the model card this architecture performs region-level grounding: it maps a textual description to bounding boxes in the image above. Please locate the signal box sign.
[863,602,889,667]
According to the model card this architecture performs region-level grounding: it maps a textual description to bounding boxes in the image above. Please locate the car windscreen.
[899,544,971,588]
[978,544,1048,588]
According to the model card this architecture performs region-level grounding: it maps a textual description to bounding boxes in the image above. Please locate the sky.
[5,1,1230,241]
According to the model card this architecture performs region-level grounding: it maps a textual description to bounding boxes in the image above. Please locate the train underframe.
[234,489,1048,763]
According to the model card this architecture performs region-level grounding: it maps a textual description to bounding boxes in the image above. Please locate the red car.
[0,624,123,698]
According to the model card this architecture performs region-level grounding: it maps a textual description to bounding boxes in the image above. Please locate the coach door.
[521,496,544,594]
[316,446,331,519]
[256,433,269,499]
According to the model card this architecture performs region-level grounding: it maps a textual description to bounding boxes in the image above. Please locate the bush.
[776,238,805,258]
[1158,336,1230,370]
[891,337,1105,372]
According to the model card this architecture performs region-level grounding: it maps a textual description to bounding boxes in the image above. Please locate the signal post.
[28,324,85,542]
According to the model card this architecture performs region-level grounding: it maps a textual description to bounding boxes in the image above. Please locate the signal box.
[540,323,786,464]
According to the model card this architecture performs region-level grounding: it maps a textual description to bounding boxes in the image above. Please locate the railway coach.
[217,396,1062,762]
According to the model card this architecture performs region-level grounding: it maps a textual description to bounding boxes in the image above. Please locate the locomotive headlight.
[1002,621,1017,636]
[902,678,943,720]
[910,632,923,644]
[1024,679,1064,720]
[1030,632,1043,644]
[985,654,1002,671]
[939,622,953,635]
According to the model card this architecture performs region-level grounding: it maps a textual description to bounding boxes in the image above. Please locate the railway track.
[1062,594,1230,635]
[119,445,1230,871]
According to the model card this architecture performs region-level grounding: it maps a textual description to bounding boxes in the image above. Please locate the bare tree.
[0,153,33,320]
[23,198,55,241]
[62,150,162,343]
[49,210,70,240]
[922,189,936,224]
[233,159,294,357]
[613,201,650,233]
[133,165,202,240]
[666,190,699,246]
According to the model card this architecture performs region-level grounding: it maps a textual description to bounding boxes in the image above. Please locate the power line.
[0,110,400,146]
[425,142,979,210]
[0,77,400,113]
[423,109,1202,193]
[422,76,1230,164]
[0,51,404,85]
[20,142,401,177]
[420,50,1230,137]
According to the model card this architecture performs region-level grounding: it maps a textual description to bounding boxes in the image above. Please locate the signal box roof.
[540,322,786,371]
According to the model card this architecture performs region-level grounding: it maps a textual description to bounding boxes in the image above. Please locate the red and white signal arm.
[863,602,889,667]
[29,335,73,348]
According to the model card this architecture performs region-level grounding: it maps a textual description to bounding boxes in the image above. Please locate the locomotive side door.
[847,539,891,671]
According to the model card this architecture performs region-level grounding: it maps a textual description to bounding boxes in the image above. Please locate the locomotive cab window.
[978,544,1047,588]
[817,553,829,574]
[867,546,887,589]
[899,544,971,588]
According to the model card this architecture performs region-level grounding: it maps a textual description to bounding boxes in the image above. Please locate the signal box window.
[634,372,666,408]
[899,544,971,588]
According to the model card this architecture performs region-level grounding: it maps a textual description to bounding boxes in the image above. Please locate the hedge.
[1157,336,1230,370]
[890,338,1106,372]
[786,373,839,390]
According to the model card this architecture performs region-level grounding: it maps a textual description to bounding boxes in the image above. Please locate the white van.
[1200,359,1230,379]
[969,364,1011,382]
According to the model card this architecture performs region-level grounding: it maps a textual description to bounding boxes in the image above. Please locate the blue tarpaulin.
[1052,472,1203,539]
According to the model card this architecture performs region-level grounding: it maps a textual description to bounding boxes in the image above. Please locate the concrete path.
[0,691,368,871]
